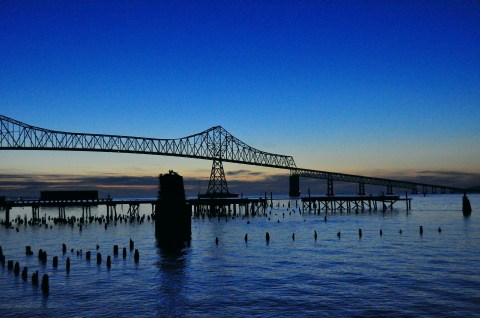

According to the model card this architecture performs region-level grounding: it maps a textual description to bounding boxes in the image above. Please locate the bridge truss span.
[0,115,297,169]
[1,114,464,195]
[290,168,460,194]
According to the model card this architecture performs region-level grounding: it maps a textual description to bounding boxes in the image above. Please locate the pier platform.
[301,195,412,213]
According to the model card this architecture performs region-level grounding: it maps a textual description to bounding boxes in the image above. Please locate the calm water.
[1,194,479,317]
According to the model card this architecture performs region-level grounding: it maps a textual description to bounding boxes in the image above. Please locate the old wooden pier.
[301,194,412,214]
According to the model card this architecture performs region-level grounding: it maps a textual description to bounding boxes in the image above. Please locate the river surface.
[1,194,479,317]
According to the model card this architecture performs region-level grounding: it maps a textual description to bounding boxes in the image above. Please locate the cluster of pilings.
[191,198,269,219]
[0,239,140,295]
[1,199,157,227]
[2,208,155,233]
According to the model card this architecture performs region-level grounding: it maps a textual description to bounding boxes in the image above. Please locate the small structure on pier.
[40,190,98,201]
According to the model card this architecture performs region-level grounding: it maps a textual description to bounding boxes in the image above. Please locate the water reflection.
[155,238,190,316]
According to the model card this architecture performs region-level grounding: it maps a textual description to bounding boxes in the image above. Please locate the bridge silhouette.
[0,114,462,195]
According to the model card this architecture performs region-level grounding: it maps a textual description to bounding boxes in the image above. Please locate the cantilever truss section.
[0,115,296,169]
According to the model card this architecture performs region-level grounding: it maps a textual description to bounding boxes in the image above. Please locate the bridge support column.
[155,171,191,249]
[357,182,366,196]
[4,205,11,226]
[327,175,334,196]
[422,186,428,195]
[289,175,300,197]
[32,205,40,222]
[386,185,394,195]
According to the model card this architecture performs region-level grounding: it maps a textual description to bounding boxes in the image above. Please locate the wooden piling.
[32,271,39,285]
[41,274,49,294]
[22,267,28,281]
[14,261,20,276]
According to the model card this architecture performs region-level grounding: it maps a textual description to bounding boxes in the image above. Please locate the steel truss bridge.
[0,115,462,195]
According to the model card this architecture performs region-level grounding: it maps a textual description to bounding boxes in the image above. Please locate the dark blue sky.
[1,1,479,196]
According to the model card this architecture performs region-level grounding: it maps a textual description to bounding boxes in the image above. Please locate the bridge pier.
[327,175,334,196]
[58,206,66,219]
[82,205,92,219]
[32,205,40,223]
[357,182,366,196]
[386,185,394,195]
[4,205,11,226]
